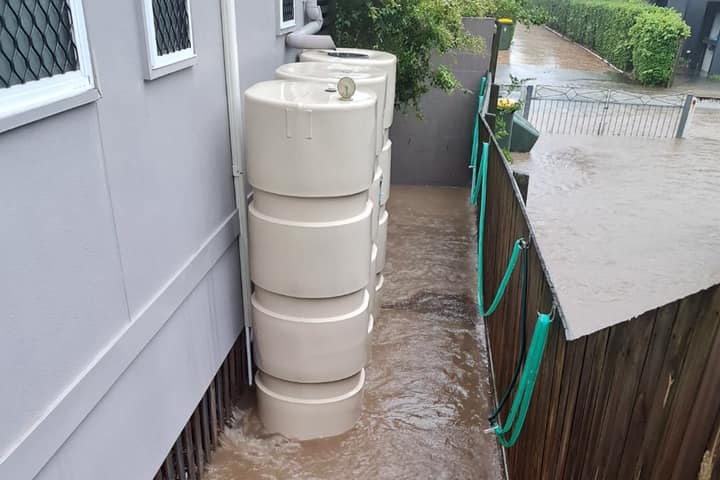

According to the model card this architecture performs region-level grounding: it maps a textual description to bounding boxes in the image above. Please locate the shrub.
[335,0,484,112]
[630,10,691,85]
[461,0,550,26]
[535,0,690,85]
[460,0,496,17]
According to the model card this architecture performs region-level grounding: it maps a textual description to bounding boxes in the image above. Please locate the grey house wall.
[390,18,495,186]
[0,1,301,479]
[666,0,720,73]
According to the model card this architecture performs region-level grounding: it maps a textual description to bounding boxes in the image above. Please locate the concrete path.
[496,25,620,87]
[497,25,720,98]
[206,186,504,480]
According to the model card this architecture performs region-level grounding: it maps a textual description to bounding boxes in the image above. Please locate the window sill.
[145,55,197,81]
[277,24,297,37]
[0,86,100,134]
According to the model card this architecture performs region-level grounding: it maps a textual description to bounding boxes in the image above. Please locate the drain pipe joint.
[286,0,336,50]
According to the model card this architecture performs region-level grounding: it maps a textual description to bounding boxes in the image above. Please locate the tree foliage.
[335,0,483,112]
[461,0,549,25]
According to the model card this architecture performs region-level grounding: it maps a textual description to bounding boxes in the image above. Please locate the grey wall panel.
[34,247,243,480]
[84,0,236,316]
[0,0,302,477]
[234,0,303,174]
[0,104,130,456]
[390,18,494,186]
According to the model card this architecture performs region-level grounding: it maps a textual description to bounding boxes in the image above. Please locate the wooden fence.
[479,116,720,479]
[152,332,249,480]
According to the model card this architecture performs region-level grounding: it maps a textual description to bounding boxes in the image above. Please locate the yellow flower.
[498,97,517,109]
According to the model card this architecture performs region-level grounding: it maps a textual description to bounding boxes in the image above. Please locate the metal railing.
[499,85,695,139]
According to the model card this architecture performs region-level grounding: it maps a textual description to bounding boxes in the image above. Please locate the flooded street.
[497,25,620,87]
[207,187,503,480]
[514,106,720,338]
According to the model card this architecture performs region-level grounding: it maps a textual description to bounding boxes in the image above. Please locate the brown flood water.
[514,105,720,338]
[206,187,504,480]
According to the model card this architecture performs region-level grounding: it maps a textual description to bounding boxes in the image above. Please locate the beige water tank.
[368,243,378,317]
[256,370,365,441]
[249,191,372,298]
[376,206,389,274]
[245,80,377,197]
[370,166,382,240]
[300,48,397,132]
[374,273,385,319]
[380,140,392,206]
[275,62,387,156]
[367,314,374,363]
[253,288,369,382]
[245,78,378,441]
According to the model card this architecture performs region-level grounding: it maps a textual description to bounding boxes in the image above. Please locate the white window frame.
[140,0,197,80]
[277,0,297,34]
[0,0,98,133]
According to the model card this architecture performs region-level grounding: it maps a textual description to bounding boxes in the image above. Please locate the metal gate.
[505,85,695,139]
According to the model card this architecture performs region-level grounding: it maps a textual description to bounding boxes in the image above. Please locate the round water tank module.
[380,139,391,206]
[373,273,385,319]
[368,243,378,316]
[253,287,369,383]
[244,80,377,197]
[256,369,365,440]
[249,190,373,298]
[370,166,382,240]
[367,314,374,363]
[300,48,397,130]
[376,207,389,274]
[275,62,387,156]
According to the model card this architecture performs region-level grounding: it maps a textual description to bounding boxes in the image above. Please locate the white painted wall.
[0,0,303,478]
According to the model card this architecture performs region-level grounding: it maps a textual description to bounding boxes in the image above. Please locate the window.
[141,0,195,80]
[0,0,96,132]
[278,0,296,32]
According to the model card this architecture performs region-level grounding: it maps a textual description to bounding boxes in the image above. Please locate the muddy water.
[514,105,720,338]
[207,187,503,480]
[496,25,621,87]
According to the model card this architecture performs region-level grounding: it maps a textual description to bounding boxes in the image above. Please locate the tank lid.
[245,80,376,108]
[276,62,386,84]
[301,48,397,66]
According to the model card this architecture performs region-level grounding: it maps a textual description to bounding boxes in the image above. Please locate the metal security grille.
[152,0,191,56]
[501,85,694,139]
[0,0,79,89]
[282,0,294,23]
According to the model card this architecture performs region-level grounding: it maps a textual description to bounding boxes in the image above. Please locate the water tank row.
[245,49,396,441]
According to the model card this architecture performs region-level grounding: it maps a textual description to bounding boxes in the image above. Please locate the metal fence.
[500,85,694,139]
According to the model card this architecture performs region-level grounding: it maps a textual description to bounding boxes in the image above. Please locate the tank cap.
[337,77,356,101]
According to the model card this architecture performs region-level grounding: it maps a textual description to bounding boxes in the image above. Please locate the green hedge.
[535,0,690,85]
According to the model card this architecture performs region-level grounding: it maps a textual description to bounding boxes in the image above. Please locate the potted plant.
[496,97,522,149]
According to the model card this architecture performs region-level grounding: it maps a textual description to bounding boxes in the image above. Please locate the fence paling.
[153,333,248,480]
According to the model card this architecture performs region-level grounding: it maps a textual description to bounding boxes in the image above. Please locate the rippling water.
[514,105,720,338]
[207,187,504,480]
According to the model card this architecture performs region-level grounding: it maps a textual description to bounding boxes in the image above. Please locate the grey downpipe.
[286,0,336,50]
[220,0,254,385]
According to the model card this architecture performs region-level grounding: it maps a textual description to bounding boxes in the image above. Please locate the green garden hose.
[469,79,555,447]
[472,140,522,317]
[493,312,553,448]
